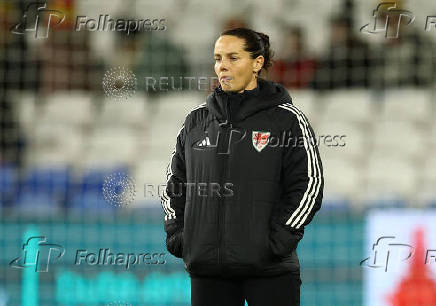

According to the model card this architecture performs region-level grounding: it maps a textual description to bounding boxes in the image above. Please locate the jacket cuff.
[166,230,184,258]
[269,220,304,258]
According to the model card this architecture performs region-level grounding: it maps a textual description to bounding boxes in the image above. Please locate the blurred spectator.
[222,16,249,32]
[0,2,29,166]
[311,15,372,90]
[120,29,190,98]
[0,1,40,91]
[38,29,103,94]
[372,5,435,88]
[270,26,316,89]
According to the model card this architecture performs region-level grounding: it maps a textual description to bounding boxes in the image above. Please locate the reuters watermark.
[101,67,220,100]
[102,67,137,101]
[149,182,234,199]
[102,172,136,207]
[144,76,219,92]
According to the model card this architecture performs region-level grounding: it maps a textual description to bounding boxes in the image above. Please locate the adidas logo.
[197,136,211,147]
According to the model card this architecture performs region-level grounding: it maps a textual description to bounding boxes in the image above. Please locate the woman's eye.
[230,57,237,60]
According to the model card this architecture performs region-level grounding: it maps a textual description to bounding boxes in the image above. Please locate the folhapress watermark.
[9,236,65,272]
[106,302,132,306]
[192,128,346,155]
[361,2,436,38]
[10,2,65,39]
[75,249,166,269]
[360,236,436,272]
[10,2,166,39]
[10,236,167,272]
[75,15,166,35]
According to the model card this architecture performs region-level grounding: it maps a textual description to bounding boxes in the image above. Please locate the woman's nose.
[219,60,229,71]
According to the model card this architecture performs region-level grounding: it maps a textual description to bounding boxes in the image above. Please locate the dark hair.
[220,27,274,75]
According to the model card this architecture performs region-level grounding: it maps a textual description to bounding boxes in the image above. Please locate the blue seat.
[67,166,130,213]
[68,191,117,213]
[366,197,407,209]
[19,166,71,204]
[16,191,60,215]
[73,166,129,194]
[320,197,351,212]
[0,164,18,206]
[427,199,436,208]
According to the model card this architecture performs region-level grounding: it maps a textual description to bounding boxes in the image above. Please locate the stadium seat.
[72,166,130,194]
[98,94,149,128]
[0,164,18,206]
[416,156,436,207]
[430,122,436,150]
[68,191,117,213]
[371,121,426,161]
[316,121,367,162]
[320,90,374,126]
[320,197,352,211]
[11,90,36,134]
[18,167,71,209]
[133,159,168,207]
[20,166,70,192]
[322,157,362,202]
[16,192,61,215]
[42,91,94,126]
[27,122,84,165]
[363,154,418,205]
[145,120,185,148]
[288,89,318,123]
[79,128,138,168]
[380,89,431,123]
[155,92,205,116]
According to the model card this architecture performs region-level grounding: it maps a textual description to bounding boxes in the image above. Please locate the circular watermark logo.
[106,302,132,306]
[102,172,136,207]
[102,66,137,101]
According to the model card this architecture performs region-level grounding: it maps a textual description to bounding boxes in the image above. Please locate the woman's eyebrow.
[214,52,240,57]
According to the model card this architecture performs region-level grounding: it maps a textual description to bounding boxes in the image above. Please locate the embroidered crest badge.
[252,131,270,152]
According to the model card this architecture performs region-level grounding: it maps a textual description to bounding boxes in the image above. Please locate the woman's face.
[214,35,263,93]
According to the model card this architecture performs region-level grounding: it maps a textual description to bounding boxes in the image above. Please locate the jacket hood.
[206,77,292,124]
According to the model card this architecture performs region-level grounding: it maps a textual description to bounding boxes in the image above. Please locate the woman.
[161,28,324,306]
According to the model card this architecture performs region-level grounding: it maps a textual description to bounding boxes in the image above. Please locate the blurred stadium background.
[1,0,436,305]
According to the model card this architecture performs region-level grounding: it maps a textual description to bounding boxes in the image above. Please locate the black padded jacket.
[161,78,324,278]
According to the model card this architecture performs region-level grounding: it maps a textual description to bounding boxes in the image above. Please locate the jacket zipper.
[217,98,232,269]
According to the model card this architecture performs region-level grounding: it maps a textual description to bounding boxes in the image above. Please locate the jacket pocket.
[250,180,281,263]
[269,220,304,259]
[166,230,184,258]
[250,200,274,263]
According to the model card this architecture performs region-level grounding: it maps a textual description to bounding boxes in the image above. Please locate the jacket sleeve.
[160,120,188,258]
[269,106,324,258]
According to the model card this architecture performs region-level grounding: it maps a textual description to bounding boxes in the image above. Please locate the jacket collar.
[206,78,293,124]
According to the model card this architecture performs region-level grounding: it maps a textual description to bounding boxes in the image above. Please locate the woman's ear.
[253,56,264,76]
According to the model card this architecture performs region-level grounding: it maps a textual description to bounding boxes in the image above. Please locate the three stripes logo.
[196,136,212,147]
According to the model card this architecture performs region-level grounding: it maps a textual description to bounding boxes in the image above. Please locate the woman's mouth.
[220,76,233,82]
